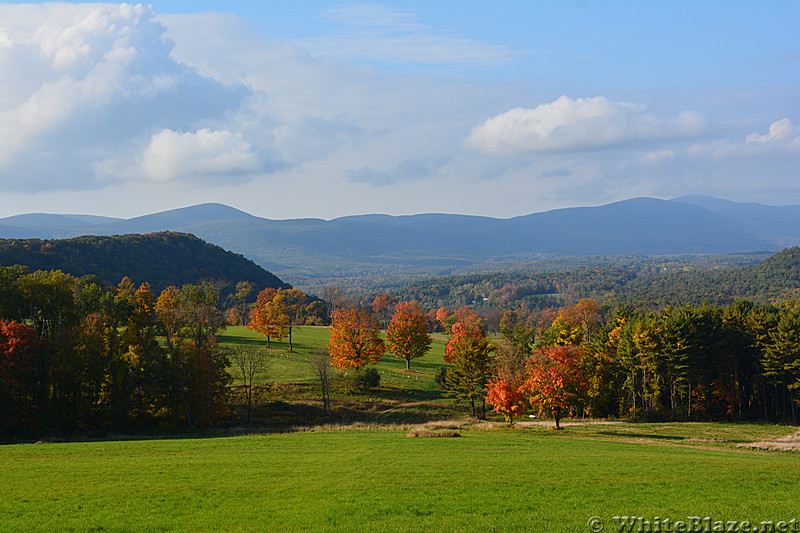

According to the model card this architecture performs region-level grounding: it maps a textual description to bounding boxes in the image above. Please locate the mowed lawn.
[2,427,799,532]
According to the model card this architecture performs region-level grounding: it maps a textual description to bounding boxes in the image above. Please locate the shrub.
[345,367,381,393]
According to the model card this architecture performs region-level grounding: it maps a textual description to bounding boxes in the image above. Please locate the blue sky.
[0,1,798,219]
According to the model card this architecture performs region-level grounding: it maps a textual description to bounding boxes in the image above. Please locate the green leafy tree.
[444,335,495,419]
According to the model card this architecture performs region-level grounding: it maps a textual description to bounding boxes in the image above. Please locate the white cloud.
[689,118,800,158]
[745,118,799,144]
[640,149,676,165]
[156,11,514,178]
[0,3,251,192]
[137,128,263,183]
[466,96,707,156]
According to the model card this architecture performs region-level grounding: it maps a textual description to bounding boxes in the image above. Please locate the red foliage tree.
[328,308,385,369]
[385,300,432,370]
[0,320,40,430]
[523,345,588,429]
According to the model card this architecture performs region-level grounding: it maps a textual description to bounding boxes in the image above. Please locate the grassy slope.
[217,325,449,387]
[2,426,799,532]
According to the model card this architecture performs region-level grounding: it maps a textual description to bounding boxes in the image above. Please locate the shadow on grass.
[596,430,686,441]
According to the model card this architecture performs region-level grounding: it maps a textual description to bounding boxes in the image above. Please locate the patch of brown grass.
[406,429,461,438]
[737,430,800,452]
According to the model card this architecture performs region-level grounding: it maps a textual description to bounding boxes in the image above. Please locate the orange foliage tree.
[385,300,432,370]
[434,307,452,333]
[523,345,588,429]
[445,309,484,363]
[247,288,287,348]
[485,378,527,427]
[328,308,385,369]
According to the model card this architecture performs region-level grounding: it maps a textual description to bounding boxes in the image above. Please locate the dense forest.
[0,232,290,299]
[0,265,324,439]
[393,248,800,311]
[467,298,800,426]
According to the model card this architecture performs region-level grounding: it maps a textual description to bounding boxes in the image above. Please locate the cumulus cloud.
[745,118,799,145]
[466,95,707,156]
[136,129,263,183]
[157,10,511,184]
[301,3,524,68]
[689,118,800,158]
[0,3,252,191]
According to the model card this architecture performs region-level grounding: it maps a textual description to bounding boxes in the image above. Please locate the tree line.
[0,266,321,439]
[4,263,800,440]
[475,298,800,426]
[242,286,800,427]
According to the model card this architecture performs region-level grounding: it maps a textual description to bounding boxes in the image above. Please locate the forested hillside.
[393,249,800,310]
[0,232,290,297]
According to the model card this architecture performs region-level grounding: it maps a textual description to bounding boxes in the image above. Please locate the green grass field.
[218,325,449,386]
[2,423,799,532]
[218,325,461,426]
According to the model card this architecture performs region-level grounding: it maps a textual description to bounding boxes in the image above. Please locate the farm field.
[2,422,799,532]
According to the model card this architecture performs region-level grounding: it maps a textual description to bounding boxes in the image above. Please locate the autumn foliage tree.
[445,309,485,363]
[0,320,40,432]
[372,293,397,329]
[485,378,527,427]
[328,308,385,370]
[277,288,308,351]
[385,300,432,370]
[524,345,588,429]
[248,288,287,347]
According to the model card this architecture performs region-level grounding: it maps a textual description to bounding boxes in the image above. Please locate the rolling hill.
[1,196,798,291]
[0,232,290,297]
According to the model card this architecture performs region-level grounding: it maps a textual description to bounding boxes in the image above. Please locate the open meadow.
[2,422,799,532]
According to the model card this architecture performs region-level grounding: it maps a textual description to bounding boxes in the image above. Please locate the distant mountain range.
[1,196,798,291]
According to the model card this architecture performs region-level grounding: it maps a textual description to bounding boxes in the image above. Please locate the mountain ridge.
[2,196,798,290]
